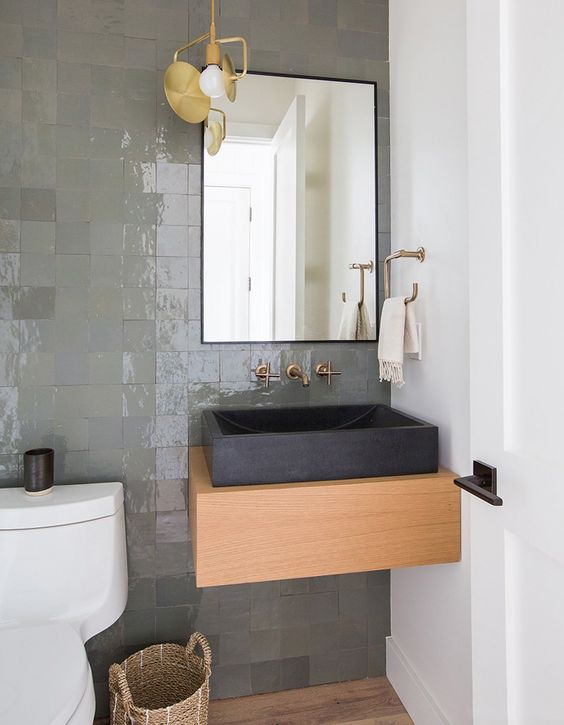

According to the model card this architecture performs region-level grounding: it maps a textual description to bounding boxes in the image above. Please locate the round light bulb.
[199,64,225,98]
[204,126,214,149]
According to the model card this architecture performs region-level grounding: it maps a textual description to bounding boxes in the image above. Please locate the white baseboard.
[386,636,449,725]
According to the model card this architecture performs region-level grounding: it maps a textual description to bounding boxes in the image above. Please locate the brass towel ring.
[384,247,425,304]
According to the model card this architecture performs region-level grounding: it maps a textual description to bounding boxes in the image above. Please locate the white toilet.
[0,482,128,724]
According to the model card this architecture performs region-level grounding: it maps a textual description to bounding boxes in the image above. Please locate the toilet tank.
[0,483,128,642]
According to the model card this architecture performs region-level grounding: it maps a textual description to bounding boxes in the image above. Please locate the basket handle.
[186,631,212,675]
[109,663,134,715]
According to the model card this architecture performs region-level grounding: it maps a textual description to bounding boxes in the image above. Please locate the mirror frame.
[200,70,379,345]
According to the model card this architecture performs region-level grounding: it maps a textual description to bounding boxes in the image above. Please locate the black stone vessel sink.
[202,404,438,486]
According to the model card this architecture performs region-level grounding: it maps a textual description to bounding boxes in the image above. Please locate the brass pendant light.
[163,0,248,153]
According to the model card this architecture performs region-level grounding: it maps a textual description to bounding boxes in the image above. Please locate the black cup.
[24,448,54,495]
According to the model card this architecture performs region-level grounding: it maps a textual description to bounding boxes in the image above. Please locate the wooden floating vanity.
[189,446,460,587]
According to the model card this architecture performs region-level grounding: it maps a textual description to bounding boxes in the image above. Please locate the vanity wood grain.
[189,446,460,587]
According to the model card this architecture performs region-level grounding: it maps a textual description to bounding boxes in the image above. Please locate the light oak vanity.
[189,447,460,587]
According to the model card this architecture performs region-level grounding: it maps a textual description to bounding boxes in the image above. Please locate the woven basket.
[108,632,212,725]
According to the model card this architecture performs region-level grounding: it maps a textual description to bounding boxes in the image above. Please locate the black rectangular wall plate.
[454,460,503,506]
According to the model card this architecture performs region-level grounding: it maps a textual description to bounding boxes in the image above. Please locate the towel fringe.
[379,359,405,387]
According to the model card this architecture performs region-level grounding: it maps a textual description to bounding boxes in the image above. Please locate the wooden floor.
[95,678,411,725]
[208,678,411,725]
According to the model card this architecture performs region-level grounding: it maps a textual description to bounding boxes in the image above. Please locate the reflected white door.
[203,186,251,340]
[271,95,306,340]
[468,1,564,722]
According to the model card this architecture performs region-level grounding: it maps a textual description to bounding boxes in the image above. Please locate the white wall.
[328,82,376,339]
[388,1,473,723]
[295,78,332,339]
[297,79,376,339]
[215,74,297,128]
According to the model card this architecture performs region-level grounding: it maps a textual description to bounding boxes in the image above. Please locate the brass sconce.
[163,0,248,155]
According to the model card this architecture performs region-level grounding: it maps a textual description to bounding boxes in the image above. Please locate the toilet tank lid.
[0,482,123,530]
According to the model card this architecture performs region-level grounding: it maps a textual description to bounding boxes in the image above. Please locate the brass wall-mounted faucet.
[253,363,280,388]
[286,363,310,388]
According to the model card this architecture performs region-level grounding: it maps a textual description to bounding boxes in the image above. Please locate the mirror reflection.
[202,72,377,343]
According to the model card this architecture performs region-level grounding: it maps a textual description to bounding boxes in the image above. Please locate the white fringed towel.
[378,298,419,386]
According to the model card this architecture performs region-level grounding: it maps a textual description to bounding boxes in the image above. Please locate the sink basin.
[201,404,438,486]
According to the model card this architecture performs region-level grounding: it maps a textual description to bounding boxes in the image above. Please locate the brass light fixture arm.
[210,0,217,41]
[204,0,221,65]
[384,247,425,304]
[173,33,211,63]
[217,36,249,80]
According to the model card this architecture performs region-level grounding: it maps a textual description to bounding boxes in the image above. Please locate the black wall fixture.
[454,461,503,506]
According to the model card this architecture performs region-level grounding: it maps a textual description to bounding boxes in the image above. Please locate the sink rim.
[203,403,436,438]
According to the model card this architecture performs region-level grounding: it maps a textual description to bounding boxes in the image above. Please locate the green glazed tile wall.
[0,0,390,716]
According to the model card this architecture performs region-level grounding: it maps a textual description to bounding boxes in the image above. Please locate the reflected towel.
[355,302,372,340]
[378,298,419,386]
[339,301,373,341]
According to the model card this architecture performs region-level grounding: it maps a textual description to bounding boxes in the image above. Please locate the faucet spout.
[286,363,310,387]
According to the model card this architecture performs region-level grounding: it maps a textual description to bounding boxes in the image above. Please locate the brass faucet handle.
[315,361,342,386]
[253,363,280,388]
